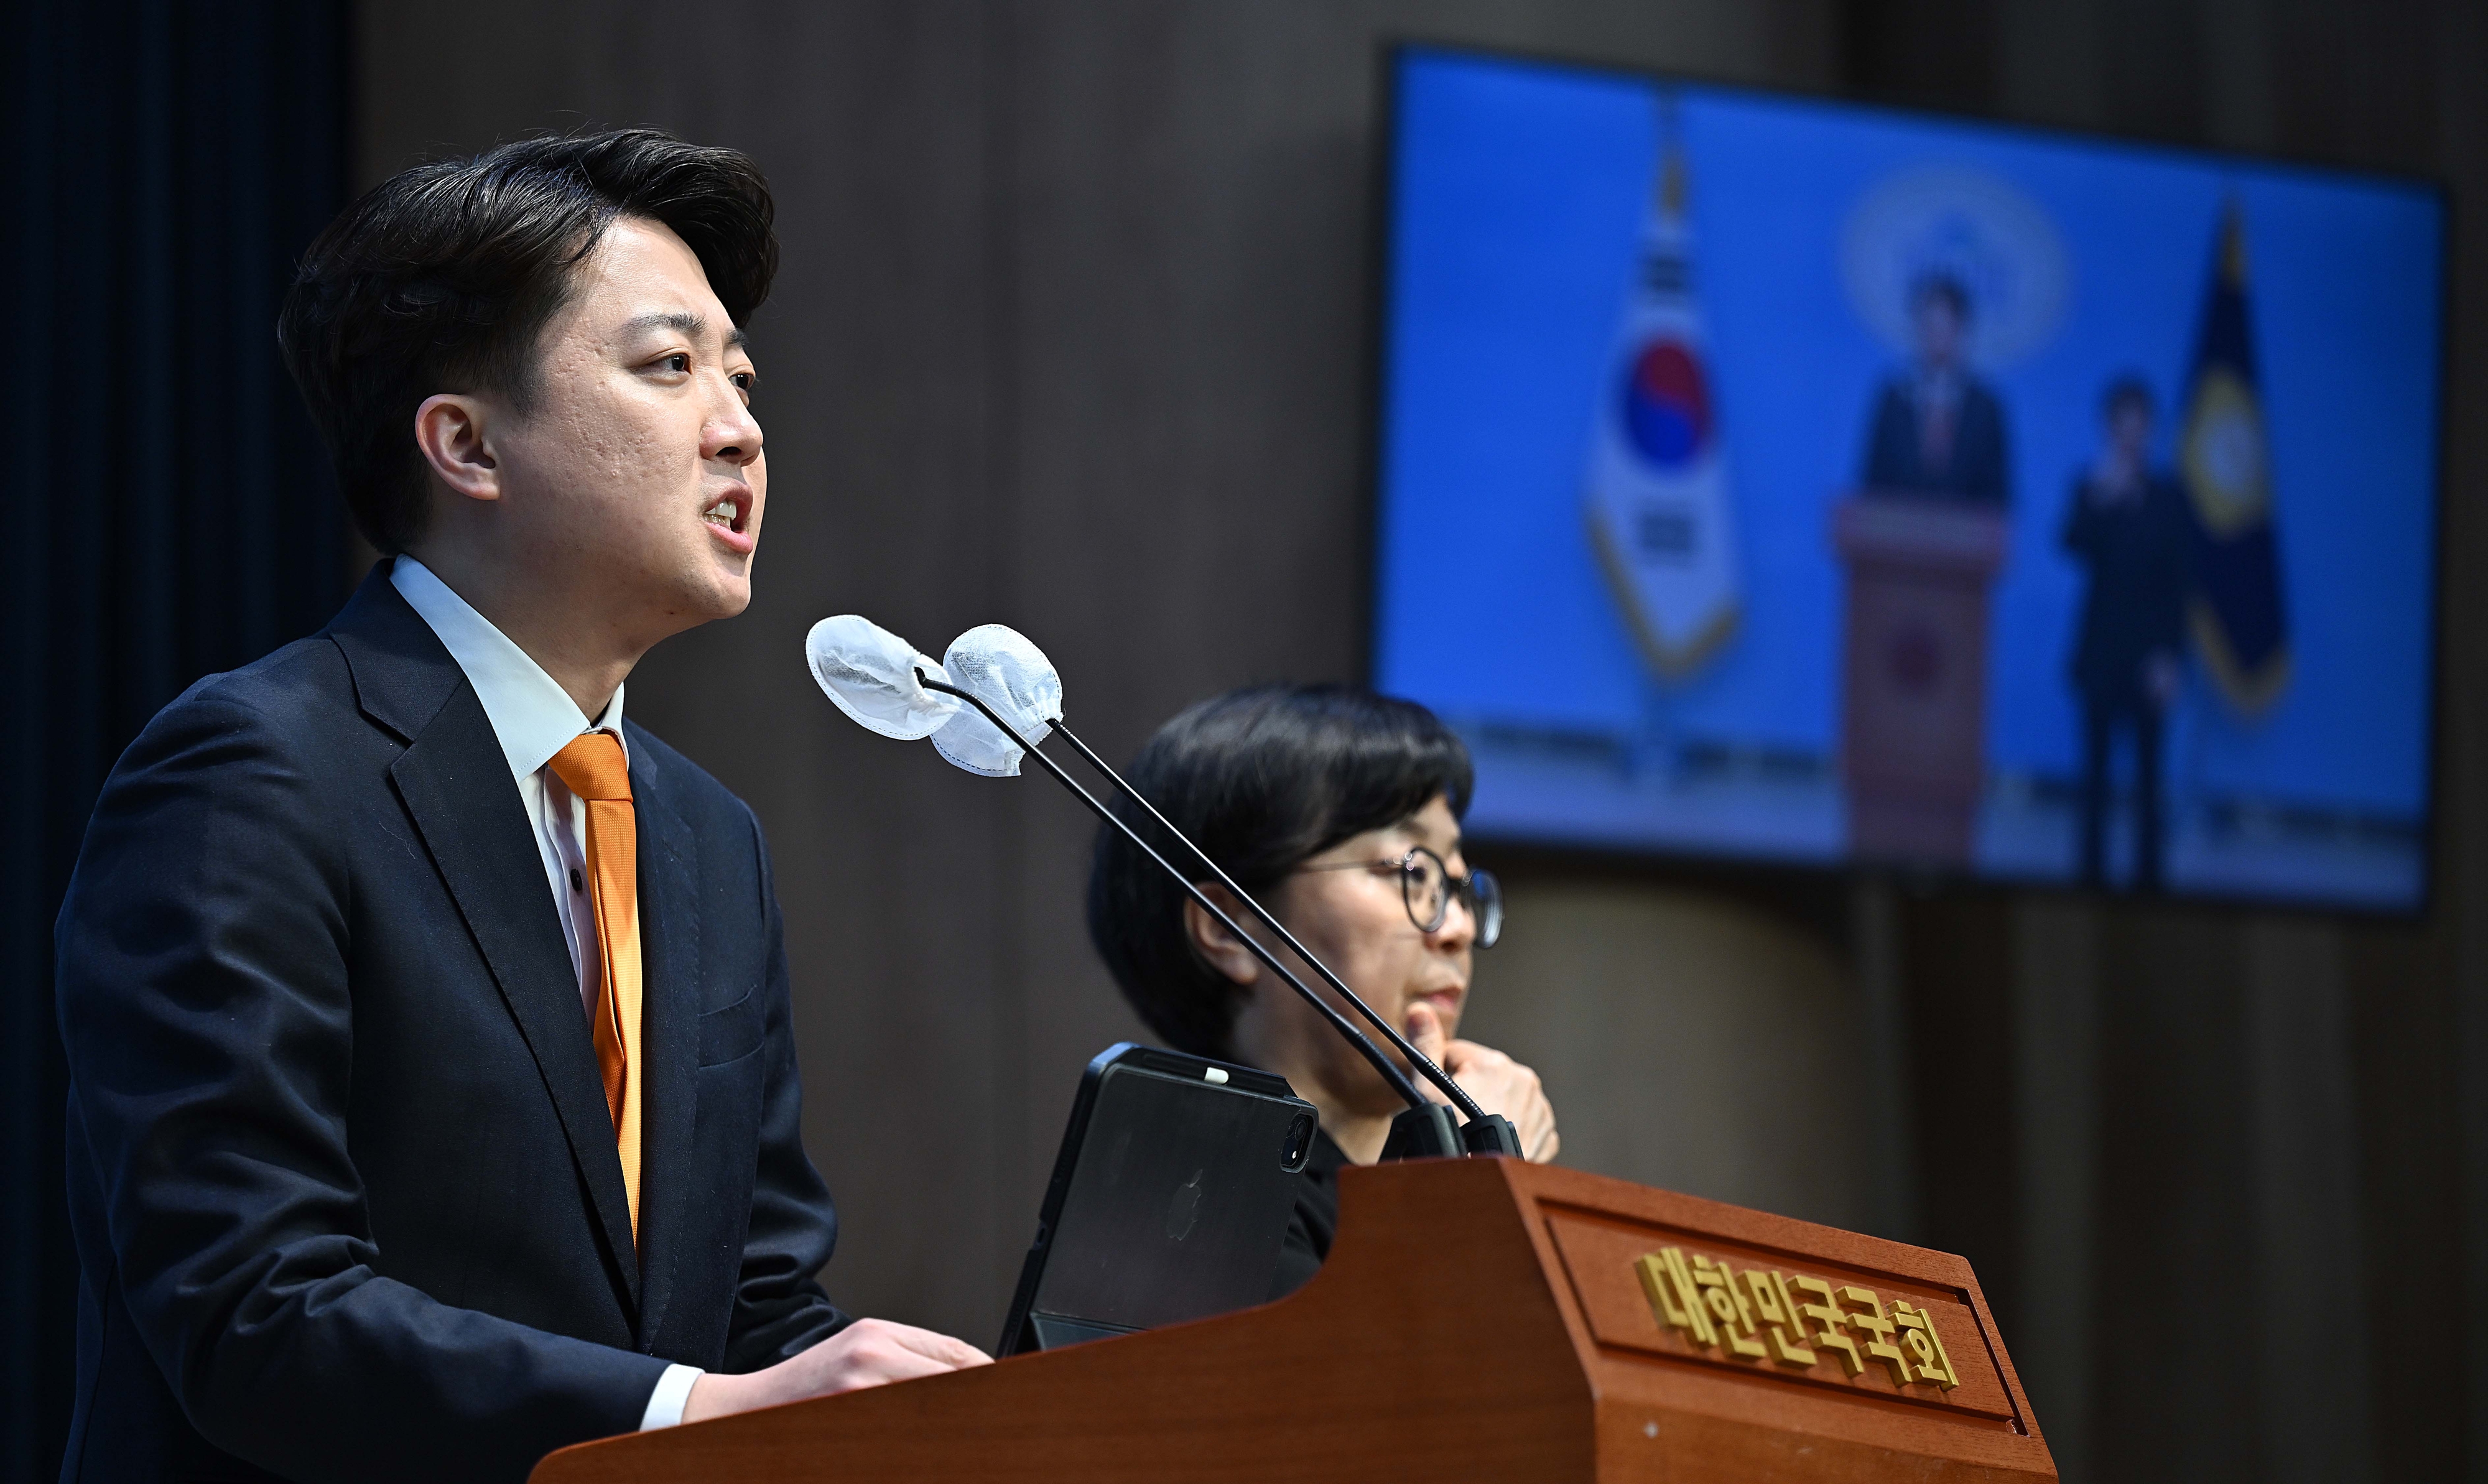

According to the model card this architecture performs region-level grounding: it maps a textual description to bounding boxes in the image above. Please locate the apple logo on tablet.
[1164,1170,1205,1242]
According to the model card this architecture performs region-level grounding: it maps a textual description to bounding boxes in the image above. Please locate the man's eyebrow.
[621,310,748,350]
[622,310,708,338]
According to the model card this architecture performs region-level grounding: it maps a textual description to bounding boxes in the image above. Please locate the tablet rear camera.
[1280,1112,1316,1172]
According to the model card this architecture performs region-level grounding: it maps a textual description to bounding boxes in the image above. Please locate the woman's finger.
[1403,1001,1453,1103]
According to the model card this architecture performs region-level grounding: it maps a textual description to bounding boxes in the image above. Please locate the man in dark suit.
[2062,376,2196,891]
[53,131,986,1484]
[1858,272,2012,506]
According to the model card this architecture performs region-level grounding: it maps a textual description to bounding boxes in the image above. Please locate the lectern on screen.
[1370,42,2445,911]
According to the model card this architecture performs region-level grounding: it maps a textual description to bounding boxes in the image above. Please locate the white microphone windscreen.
[931,624,1063,777]
[805,615,961,741]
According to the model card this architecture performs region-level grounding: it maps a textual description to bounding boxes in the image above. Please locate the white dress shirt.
[390,557,702,1432]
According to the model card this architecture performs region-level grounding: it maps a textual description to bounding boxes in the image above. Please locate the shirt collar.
[389,555,628,786]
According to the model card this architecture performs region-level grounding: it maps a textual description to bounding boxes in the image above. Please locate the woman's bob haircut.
[1085,684,1474,1059]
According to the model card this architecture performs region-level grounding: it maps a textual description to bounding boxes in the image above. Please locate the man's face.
[488,216,765,634]
[2109,401,2153,461]
[1913,294,1964,369]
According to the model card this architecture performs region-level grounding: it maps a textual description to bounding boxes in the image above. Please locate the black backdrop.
[0,3,350,1477]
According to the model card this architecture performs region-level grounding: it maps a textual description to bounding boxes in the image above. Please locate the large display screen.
[1371,45,2444,909]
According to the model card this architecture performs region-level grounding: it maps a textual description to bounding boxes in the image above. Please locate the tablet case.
[1000,1043,1319,1354]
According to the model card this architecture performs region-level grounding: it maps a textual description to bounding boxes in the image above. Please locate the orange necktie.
[547,733,642,1241]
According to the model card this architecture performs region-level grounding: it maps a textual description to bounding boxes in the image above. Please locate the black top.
[1270,1127,1353,1299]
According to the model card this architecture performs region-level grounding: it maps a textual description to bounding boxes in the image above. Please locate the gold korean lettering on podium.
[1634,1246,1961,1391]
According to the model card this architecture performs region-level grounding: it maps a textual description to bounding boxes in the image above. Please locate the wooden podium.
[532,1159,2053,1483]
[1832,494,2012,866]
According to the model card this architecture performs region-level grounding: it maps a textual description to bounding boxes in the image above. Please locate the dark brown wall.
[356,4,2488,1479]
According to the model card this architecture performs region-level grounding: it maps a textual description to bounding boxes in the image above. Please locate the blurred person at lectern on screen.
[1858,271,2012,506]
[1085,687,1561,1299]
[53,131,986,1484]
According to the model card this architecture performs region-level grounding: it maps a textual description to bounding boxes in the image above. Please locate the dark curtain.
[1,4,352,1478]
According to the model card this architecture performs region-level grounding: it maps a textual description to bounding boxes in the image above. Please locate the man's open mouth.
[703,488,750,535]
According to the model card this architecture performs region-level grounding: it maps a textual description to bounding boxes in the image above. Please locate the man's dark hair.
[2100,373,2156,422]
[277,129,776,554]
[1910,270,1972,322]
[1085,685,1475,1059]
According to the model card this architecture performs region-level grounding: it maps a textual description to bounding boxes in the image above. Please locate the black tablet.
[998,1043,1319,1355]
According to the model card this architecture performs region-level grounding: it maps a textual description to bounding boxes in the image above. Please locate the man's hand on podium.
[1406,1002,1561,1163]
[680,1319,993,1422]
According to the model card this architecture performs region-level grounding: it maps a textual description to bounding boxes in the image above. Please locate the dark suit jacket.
[1859,375,2012,506]
[2061,470,2196,708]
[55,566,848,1484]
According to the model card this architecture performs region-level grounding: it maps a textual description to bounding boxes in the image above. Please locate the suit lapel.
[627,740,701,1350]
[331,569,643,1313]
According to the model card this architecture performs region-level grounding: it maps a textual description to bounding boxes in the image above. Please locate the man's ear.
[1183,884,1261,988]
[413,393,503,504]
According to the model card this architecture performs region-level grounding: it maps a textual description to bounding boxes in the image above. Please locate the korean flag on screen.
[1583,95,1743,682]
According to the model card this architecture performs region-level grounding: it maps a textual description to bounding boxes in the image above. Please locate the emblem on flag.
[1585,99,1742,680]
[2179,204,2291,714]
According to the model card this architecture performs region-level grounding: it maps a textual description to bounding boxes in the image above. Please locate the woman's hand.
[1406,1003,1560,1162]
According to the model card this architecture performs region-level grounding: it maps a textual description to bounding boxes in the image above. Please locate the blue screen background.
[1373,48,2443,884]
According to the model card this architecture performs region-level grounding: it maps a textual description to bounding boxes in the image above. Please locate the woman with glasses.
[1085,685,1559,1294]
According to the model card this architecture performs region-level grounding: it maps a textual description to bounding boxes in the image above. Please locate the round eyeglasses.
[1298,846,1502,948]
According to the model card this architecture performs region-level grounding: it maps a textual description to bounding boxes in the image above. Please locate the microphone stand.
[1047,720,1520,1157]
[916,673,1515,1159]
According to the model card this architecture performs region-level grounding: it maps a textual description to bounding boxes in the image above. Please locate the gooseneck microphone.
[1042,720,1520,1157]
[804,614,1516,1159]
[911,669,1436,1117]
[918,649,1522,1162]
[931,627,1506,1131]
